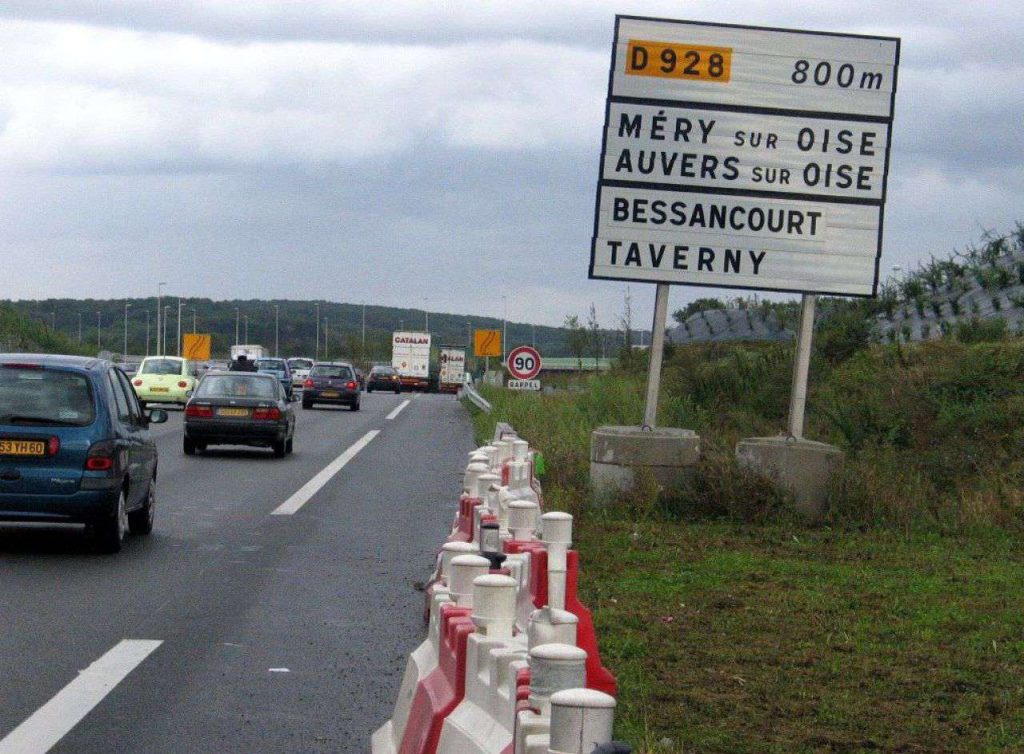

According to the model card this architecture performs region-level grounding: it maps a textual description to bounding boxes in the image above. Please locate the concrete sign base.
[590,425,700,505]
[735,436,844,520]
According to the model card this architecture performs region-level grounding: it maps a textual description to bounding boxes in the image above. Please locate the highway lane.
[0,391,475,753]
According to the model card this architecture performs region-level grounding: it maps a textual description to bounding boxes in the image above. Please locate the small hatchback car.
[0,354,168,553]
[132,356,197,408]
[367,365,402,393]
[183,371,295,457]
[302,362,361,410]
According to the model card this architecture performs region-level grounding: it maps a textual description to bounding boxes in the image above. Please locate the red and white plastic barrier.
[373,426,624,754]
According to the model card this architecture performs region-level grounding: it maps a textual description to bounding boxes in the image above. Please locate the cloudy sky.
[1,1,1021,327]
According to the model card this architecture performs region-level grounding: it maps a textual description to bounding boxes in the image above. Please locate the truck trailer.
[391,331,431,391]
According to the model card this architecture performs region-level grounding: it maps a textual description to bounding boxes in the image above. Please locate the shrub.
[955,317,1007,343]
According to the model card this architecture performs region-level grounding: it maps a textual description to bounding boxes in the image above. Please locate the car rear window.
[288,359,313,370]
[256,360,287,374]
[0,367,96,426]
[196,375,278,399]
[140,358,183,376]
[371,367,396,376]
[310,365,353,379]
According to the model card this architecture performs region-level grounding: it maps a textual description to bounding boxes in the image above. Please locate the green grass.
[469,336,1024,752]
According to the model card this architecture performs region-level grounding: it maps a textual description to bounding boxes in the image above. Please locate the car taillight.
[346,381,357,390]
[85,440,116,472]
[48,437,60,456]
[133,379,143,386]
[253,407,281,420]
[185,405,213,418]
[304,378,314,388]
[178,381,188,388]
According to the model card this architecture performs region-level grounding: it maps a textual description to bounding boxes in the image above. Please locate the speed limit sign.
[507,346,542,381]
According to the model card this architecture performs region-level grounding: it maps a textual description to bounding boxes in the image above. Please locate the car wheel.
[272,439,287,458]
[368,387,373,393]
[93,489,128,554]
[183,437,196,456]
[302,399,313,409]
[351,400,360,411]
[395,388,401,394]
[128,478,156,535]
[285,437,294,454]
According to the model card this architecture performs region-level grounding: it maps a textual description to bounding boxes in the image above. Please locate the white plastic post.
[529,644,588,717]
[449,555,491,607]
[541,512,572,612]
[788,293,816,439]
[508,500,540,542]
[547,689,616,754]
[471,574,518,641]
[528,608,579,648]
[512,439,530,462]
[464,462,490,496]
[485,484,501,515]
[440,541,479,582]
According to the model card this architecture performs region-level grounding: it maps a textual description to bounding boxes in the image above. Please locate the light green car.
[131,356,198,407]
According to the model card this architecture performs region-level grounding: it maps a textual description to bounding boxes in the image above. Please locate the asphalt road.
[0,391,475,753]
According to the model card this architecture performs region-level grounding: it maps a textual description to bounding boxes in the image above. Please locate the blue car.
[0,354,168,553]
[255,358,294,400]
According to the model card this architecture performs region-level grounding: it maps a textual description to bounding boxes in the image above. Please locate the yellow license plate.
[322,391,339,398]
[0,439,46,456]
[217,408,249,417]
[150,387,170,393]
[625,40,732,83]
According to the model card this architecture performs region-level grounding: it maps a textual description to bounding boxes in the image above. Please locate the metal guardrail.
[460,377,492,414]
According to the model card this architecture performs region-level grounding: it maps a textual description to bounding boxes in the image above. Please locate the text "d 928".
[626,40,732,83]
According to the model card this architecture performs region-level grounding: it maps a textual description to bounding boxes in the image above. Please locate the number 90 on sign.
[625,40,732,83]
[507,346,542,381]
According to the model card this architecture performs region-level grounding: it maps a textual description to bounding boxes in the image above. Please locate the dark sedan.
[367,365,401,393]
[183,371,295,457]
[302,362,360,410]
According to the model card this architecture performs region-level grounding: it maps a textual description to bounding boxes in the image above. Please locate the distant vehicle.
[183,371,295,458]
[230,344,266,361]
[392,331,431,391]
[0,354,168,553]
[255,357,293,399]
[367,365,401,393]
[438,347,466,394]
[302,362,361,411]
[131,356,198,408]
[117,361,140,378]
[287,357,314,388]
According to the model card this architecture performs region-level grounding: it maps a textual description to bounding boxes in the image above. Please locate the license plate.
[0,439,46,457]
[322,391,339,398]
[151,387,170,393]
[217,408,249,417]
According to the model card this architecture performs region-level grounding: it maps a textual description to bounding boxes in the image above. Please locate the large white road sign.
[591,17,900,297]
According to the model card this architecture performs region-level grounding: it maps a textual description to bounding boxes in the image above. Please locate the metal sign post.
[787,294,816,439]
[642,283,670,428]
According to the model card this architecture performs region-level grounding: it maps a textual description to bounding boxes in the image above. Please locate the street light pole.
[361,302,366,349]
[176,299,184,357]
[423,297,429,331]
[191,308,197,333]
[145,311,150,356]
[323,318,329,360]
[315,303,320,360]
[156,282,166,356]
[163,306,170,356]
[123,302,131,358]
[274,305,280,357]
[243,315,248,344]
[501,295,508,364]
[235,307,240,345]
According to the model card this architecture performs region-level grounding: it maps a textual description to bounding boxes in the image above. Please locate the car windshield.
[196,375,278,399]
[140,358,183,376]
[310,365,353,379]
[0,367,96,426]
[287,359,313,370]
[256,359,287,375]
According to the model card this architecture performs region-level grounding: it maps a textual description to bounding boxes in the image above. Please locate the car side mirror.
[147,408,169,424]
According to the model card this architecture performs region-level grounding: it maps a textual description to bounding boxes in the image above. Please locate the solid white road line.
[0,639,162,754]
[271,430,380,515]
[385,400,411,421]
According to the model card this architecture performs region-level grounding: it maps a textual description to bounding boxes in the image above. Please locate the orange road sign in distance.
[183,333,212,361]
[474,329,501,358]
